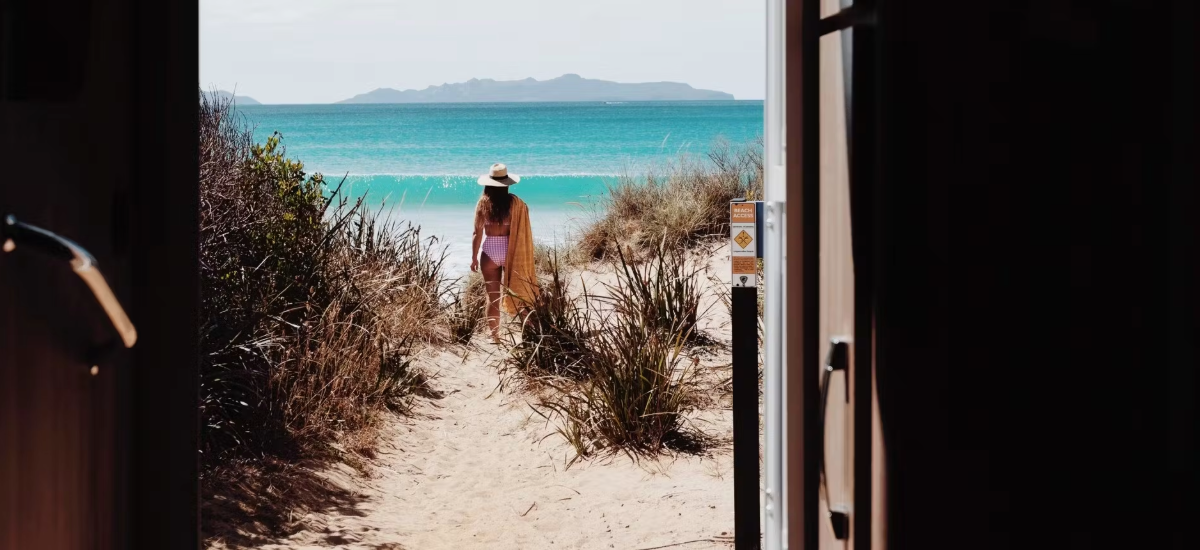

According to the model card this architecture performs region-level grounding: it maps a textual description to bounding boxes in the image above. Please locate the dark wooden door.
[1,1,131,547]
[788,1,887,548]
[790,0,1193,548]
[816,5,857,546]
[868,0,1195,548]
[1,0,199,548]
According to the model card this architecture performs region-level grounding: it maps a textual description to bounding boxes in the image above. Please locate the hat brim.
[478,174,520,186]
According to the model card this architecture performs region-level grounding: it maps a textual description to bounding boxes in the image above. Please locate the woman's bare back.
[482,217,511,237]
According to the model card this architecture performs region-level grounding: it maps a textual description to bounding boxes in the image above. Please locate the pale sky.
[200,0,766,104]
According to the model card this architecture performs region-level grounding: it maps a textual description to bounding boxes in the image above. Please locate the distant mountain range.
[203,90,261,106]
[337,74,735,104]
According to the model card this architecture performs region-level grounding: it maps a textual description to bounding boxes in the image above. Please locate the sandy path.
[260,347,735,550]
[257,245,743,550]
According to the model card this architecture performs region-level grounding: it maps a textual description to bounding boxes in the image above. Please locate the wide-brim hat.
[478,163,520,186]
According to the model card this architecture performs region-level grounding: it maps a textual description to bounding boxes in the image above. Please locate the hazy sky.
[200,0,765,104]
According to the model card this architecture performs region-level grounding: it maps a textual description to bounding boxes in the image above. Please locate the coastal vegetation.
[199,88,763,540]
[448,272,488,344]
[195,100,766,470]
[527,244,709,463]
[501,140,764,462]
[576,137,764,260]
[199,92,458,537]
[503,250,599,382]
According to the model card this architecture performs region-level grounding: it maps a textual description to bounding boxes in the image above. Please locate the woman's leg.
[480,253,504,342]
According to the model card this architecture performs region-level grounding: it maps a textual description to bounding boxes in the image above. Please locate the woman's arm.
[470,210,483,271]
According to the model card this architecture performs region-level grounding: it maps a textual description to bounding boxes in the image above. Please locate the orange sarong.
[501,196,539,315]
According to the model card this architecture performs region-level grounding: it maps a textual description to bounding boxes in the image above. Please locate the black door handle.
[820,338,850,539]
[2,215,137,349]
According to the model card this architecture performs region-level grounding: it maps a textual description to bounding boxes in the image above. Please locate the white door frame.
[763,0,787,548]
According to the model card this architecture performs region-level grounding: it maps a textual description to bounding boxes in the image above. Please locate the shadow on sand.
[201,457,372,548]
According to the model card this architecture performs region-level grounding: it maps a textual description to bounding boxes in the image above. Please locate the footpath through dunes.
[237,245,742,550]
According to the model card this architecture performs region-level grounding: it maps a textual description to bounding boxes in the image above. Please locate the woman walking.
[470,163,538,343]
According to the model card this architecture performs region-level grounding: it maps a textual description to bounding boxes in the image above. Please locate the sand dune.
[225,244,744,550]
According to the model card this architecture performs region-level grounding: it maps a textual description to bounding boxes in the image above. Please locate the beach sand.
[213,244,745,550]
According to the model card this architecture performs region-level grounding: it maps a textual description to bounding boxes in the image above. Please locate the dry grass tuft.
[534,241,588,275]
[606,239,709,342]
[447,272,487,344]
[505,243,711,464]
[577,137,763,261]
[534,312,705,466]
[501,136,763,463]
[503,249,599,384]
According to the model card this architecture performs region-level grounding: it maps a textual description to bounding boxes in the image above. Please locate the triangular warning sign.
[735,230,753,249]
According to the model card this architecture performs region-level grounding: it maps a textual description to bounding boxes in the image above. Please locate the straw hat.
[478,163,520,186]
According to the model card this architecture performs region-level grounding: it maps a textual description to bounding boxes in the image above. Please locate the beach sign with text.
[730,202,757,287]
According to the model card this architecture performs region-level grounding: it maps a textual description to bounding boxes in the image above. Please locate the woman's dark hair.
[478,185,513,224]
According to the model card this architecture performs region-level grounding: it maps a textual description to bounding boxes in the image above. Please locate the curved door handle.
[820,338,850,539]
[3,215,137,348]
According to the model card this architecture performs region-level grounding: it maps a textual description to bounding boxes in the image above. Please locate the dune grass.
[534,240,588,275]
[577,137,763,261]
[503,249,600,383]
[606,239,708,342]
[535,315,703,465]
[505,241,710,463]
[505,138,763,462]
[447,272,487,344]
[199,91,454,538]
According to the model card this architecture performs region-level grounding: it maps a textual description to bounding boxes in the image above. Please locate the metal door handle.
[3,215,137,348]
[820,338,850,539]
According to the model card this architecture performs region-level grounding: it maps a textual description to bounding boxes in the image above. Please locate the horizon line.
[235,98,767,106]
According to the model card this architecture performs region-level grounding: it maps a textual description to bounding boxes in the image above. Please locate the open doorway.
[3,0,1191,548]
[199,1,767,548]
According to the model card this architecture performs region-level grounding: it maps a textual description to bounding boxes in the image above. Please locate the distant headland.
[337,74,736,104]
[203,90,262,105]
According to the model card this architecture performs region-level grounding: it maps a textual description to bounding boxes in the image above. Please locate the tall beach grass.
[578,137,763,260]
[513,137,764,461]
[200,91,454,538]
[507,242,710,463]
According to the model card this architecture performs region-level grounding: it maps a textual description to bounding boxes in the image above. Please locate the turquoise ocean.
[238,101,764,276]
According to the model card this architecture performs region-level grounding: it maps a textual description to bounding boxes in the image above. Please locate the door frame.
[769,0,883,548]
[127,0,201,546]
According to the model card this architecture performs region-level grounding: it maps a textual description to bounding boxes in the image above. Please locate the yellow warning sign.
[732,256,756,275]
[734,230,753,249]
